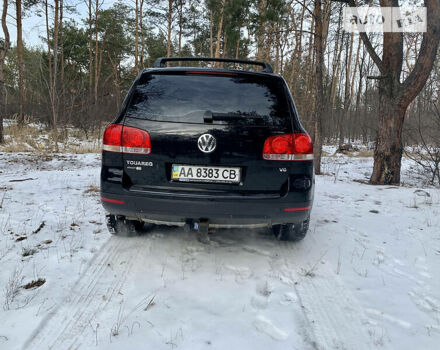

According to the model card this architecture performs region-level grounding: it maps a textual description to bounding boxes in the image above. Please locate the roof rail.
[153,57,273,73]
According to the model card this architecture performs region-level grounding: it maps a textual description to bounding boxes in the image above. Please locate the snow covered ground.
[1,152,439,350]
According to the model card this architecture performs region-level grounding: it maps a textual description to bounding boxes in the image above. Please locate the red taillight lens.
[263,133,313,161]
[102,124,151,154]
[293,133,313,154]
[268,135,293,154]
[122,126,151,154]
[102,124,123,152]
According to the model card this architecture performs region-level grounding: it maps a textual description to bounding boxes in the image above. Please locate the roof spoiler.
[153,57,273,73]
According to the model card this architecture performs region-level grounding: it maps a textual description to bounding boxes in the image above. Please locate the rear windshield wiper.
[203,110,263,123]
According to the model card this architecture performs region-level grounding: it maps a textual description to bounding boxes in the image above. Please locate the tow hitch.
[184,218,210,244]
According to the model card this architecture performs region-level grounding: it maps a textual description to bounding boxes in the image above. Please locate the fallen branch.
[32,221,46,234]
[9,178,37,183]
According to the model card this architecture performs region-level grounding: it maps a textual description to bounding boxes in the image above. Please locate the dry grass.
[3,267,23,310]
[1,118,102,154]
[22,278,46,290]
[21,247,37,257]
[353,149,374,157]
[1,123,42,152]
[84,184,100,195]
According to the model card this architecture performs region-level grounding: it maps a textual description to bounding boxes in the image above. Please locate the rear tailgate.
[122,71,294,198]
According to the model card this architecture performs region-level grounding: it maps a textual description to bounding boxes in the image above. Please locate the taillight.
[122,126,151,154]
[102,124,123,152]
[263,133,313,161]
[102,124,151,154]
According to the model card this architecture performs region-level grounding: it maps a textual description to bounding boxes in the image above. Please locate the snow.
[1,151,440,350]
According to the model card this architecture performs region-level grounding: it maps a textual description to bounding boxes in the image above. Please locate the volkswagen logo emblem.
[197,134,216,153]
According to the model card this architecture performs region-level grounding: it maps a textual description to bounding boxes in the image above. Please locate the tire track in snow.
[273,241,375,350]
[23,235,146,350]
[23,237,121,349]
[54,237,143,350]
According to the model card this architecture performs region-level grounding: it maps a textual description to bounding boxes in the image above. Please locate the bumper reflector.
[284,206,310,212]
[101,197,125,204]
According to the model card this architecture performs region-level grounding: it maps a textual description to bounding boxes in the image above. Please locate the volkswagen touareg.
[100,57,314,241]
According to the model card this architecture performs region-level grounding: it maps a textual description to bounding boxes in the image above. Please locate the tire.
[272,216,310,242]
[106,214,146,237]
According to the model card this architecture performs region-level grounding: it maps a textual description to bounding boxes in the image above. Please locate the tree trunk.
[214,0,226,59]
[135,0,139,71]
[88,0,93,92]
[274,23,280,73]
[235,38,240,59]
[94,0,99,102]
[140,0,145,68]
[349,36,361,141]
[329,6,343,107]
[340,32,354,147]
[370,81,406,184]
[354,46,366,141]
[52,0,60,151]
[108,53,121,110]
[167,0,173,58]
[45,0,53,118]
[256,0,266,61]
[264,23,272,63]
[209,10,213,57]
[313,0,325,174]
[0,0,10,143]
[222,32,227,58]
[178,0,183,56]
[304,15,315,107]
[16,0,24,125]
[60,0,64,85]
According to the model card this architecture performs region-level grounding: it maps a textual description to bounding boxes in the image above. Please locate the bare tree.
[0,0,10,143]
[44,0,60,150]
[135,0,139,71]
[16,0,25,125]
[45,0,53,104]
[51,0,60,150]
[88,0,93,92]
[139,0,146,67]
[177,0,184,56]
[94,0,99,102]
[340,32,354,148]
[313,0,325,174]
[60,0,64,85]
[167,0,173,57]
[214,0,226,59]
[338,0,440,185]
[256,0,267,61]
[209,9,213,57]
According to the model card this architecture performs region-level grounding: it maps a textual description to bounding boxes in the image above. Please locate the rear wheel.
[273,216,310,242]
[106,214,146,237]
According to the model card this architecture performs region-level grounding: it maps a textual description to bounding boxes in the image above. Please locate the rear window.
[125,73,291,126]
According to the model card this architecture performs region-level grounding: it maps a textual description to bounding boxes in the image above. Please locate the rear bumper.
[101,190,313,226]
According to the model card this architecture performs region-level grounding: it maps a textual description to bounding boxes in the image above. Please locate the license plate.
[171,164,241,184]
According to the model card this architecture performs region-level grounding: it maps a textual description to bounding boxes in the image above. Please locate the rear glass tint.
[125,73,290,126]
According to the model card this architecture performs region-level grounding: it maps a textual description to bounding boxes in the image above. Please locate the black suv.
[101,57,314,241]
